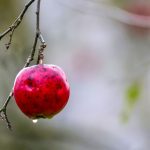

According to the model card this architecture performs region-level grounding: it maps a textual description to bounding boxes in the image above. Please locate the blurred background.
[0,0,150,149]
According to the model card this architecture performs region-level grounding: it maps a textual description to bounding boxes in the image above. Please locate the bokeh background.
[0,0,150,149]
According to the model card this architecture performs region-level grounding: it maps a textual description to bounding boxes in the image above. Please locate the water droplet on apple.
[32,119,38,124]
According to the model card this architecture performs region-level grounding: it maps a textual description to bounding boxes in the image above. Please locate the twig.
[36,0,46,64]
[5,28,15,50]
[37,44,46,64]
[0,0,46,130]
[0,91,13,130]
[0,0,36,49]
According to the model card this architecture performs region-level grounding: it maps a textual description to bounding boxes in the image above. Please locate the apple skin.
[13,64,70,119]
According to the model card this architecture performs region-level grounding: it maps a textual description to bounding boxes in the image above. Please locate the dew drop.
[32,119,38,124]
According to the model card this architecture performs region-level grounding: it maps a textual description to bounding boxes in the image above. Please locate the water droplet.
[32,119,38,124]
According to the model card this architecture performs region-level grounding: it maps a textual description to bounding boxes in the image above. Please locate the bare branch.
[0,0,45,130]
[36,0,46,64]
[25,0,47,67]
[5,28,15,50]
[0,0,36,49]
[0,91,13,130]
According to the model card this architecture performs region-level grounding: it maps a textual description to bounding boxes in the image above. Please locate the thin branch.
[25,0,47,67]
[36,0,40,32]
[0,0,36,49]
[24,32,38,68]
[5,28,15,50]
[0,0,44,130]
[0,91,13,130]
[36,0,46,64]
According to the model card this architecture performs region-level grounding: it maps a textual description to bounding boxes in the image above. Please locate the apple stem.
[37,42,46,64]
[39,59,43,64]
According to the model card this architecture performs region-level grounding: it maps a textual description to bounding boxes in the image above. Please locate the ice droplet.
[32,119,38,124]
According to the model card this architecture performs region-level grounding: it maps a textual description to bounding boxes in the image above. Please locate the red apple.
[13,64,70,119]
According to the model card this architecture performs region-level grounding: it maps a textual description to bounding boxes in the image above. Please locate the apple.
[13,64,70,119]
